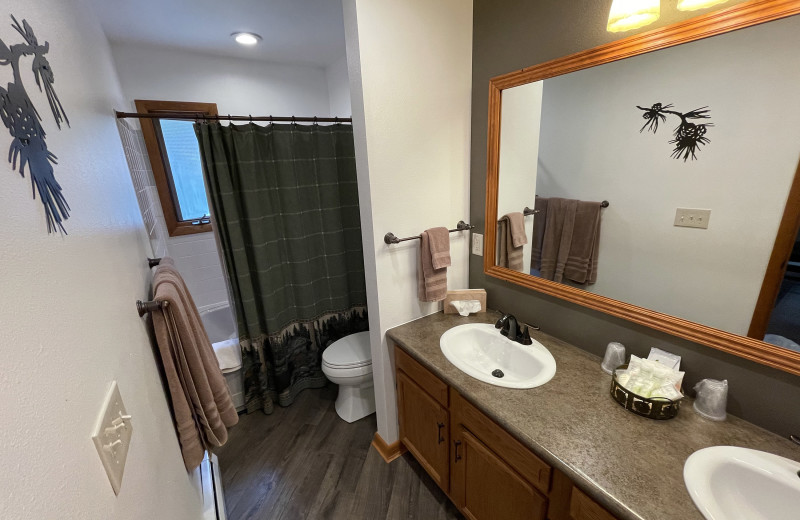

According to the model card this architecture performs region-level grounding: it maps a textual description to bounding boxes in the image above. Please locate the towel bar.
[148,257,162,268]
[384,221,474,245]
[524,200,609,217]
[136,299,167,317]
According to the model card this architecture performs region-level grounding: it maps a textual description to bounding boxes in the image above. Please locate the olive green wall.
[468,0,800,437]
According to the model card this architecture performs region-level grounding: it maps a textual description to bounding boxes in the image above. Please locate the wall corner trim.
[371,432,407,463]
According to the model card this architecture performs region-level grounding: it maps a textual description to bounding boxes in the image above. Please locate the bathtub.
[200,304,245,411]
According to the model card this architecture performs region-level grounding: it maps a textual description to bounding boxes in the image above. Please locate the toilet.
[321,331,375,423]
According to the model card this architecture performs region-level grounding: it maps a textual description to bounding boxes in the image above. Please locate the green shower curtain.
[195,122,368,414]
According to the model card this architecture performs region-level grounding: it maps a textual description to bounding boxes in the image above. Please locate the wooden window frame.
[136,99,218,237]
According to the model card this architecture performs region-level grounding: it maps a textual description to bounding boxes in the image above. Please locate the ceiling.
[89,0,347,67]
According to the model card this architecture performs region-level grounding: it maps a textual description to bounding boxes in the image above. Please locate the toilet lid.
[322,331,372,368]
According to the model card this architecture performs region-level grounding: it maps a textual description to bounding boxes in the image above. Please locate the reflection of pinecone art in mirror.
[636,103,712,162]
[1,16,70,234]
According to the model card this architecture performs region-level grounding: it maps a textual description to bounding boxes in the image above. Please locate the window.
[136,100,218,236]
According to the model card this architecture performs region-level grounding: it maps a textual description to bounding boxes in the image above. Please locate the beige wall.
[0,2,202,518]
[344,0,473,443]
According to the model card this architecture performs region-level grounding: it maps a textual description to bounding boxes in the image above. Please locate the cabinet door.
[451,428,547,520]
[397,370,449,491]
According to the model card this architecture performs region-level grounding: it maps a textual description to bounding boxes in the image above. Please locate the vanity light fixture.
[231,32,262,46]
[676,0,730,11]
[606,0,660,33]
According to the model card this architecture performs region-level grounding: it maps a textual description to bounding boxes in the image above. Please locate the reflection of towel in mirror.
[151,261,239,471]
[539,198,578,282]
[564,201,602,284]
[418,227,450,302]
[539,198,601,284]
[530,197,549,272]
[498,213,525,271]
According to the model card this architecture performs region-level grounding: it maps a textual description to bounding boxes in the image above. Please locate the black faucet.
[495,313,536,345]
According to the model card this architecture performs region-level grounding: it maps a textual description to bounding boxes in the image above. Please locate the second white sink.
[684,445,800,520]
[439,323,556,389]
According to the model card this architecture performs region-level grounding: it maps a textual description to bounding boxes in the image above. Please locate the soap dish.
[610,364,682,420]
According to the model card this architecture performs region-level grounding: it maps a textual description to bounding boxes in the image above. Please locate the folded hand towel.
[564,201,602,284]
[539,198,578,282]
[427,226,451,270]
[498,215,524,271]
[530,197,549,272]
[151,261,238,471]
[506,212,527,248]
[418,229,448,302]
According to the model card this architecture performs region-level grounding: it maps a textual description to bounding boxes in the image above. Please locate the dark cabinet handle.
[437,422,445,444]
[454,440,462,461]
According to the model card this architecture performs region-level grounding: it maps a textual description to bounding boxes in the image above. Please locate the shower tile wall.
[116,119,230,311]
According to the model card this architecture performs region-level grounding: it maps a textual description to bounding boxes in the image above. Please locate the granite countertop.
[386,310,800,520]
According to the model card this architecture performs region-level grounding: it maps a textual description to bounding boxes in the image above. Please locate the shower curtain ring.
[292,115,296,124]
[249,114,253,123]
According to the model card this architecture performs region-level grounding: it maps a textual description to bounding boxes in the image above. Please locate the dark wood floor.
[216,384,463,520]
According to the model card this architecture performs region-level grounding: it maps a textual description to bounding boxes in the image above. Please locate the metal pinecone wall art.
[636,102,712,161]
[1,16,70,234]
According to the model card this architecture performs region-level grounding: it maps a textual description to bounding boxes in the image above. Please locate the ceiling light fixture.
[606,0,660,33]
[231,32,262,46]
[676,0,730,11]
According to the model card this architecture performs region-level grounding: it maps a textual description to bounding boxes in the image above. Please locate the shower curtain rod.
[114,111,352,124]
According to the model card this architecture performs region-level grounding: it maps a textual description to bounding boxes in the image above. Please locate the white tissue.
[450,299,482,316]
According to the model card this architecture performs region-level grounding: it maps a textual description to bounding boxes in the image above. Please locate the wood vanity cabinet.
[394,345,619,520]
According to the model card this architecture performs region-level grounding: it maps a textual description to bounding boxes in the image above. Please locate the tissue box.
[444,289,486,315]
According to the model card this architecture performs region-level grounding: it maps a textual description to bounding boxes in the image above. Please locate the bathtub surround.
[197,122,368,413]
[0,1,202,518]
[469,0,800,437]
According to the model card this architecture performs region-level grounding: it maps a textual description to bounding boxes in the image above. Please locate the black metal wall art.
[636,103,712,162]
[1,16,70,234]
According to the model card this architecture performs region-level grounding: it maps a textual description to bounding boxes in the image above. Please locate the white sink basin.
[439,323,556,389]
[684,446,800,520]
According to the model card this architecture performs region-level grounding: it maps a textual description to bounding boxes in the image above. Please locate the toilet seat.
[322,331,371,369]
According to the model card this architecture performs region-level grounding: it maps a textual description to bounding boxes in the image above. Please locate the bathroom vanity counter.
[386,311,800,520]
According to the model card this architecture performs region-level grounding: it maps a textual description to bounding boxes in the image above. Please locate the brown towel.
[498,215,524,271]
[418,229,448,302]
[151,261,238,471]
[506,212,527,248]
[427,226,451,270]
[530,197,548,272]
[539,198,578,282]
[564,201,602,284]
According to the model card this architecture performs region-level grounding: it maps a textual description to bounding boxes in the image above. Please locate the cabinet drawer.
[395,345,448,407]
[452,390,551,494]
[569,487,616,520]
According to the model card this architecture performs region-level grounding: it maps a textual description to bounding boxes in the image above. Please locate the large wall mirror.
[484,1,800,375]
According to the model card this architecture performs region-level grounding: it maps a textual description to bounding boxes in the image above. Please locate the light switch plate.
[472,233,484,256]
[92,381,132,495]
[674,208,711,229]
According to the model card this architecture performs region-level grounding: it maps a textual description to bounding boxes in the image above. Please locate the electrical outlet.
[92,381,132,495]
[674,208,711,229]
[472,233,484,256]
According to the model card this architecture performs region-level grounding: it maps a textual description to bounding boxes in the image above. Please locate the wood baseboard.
[371,432,407,463]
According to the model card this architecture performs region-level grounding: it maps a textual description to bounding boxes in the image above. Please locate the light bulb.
[232,32,262,46]
[607,0,660,33]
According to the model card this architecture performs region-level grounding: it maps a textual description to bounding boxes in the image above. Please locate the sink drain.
[491,369,504,378]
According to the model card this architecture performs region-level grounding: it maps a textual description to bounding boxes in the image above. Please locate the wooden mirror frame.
[484,0,800,376]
